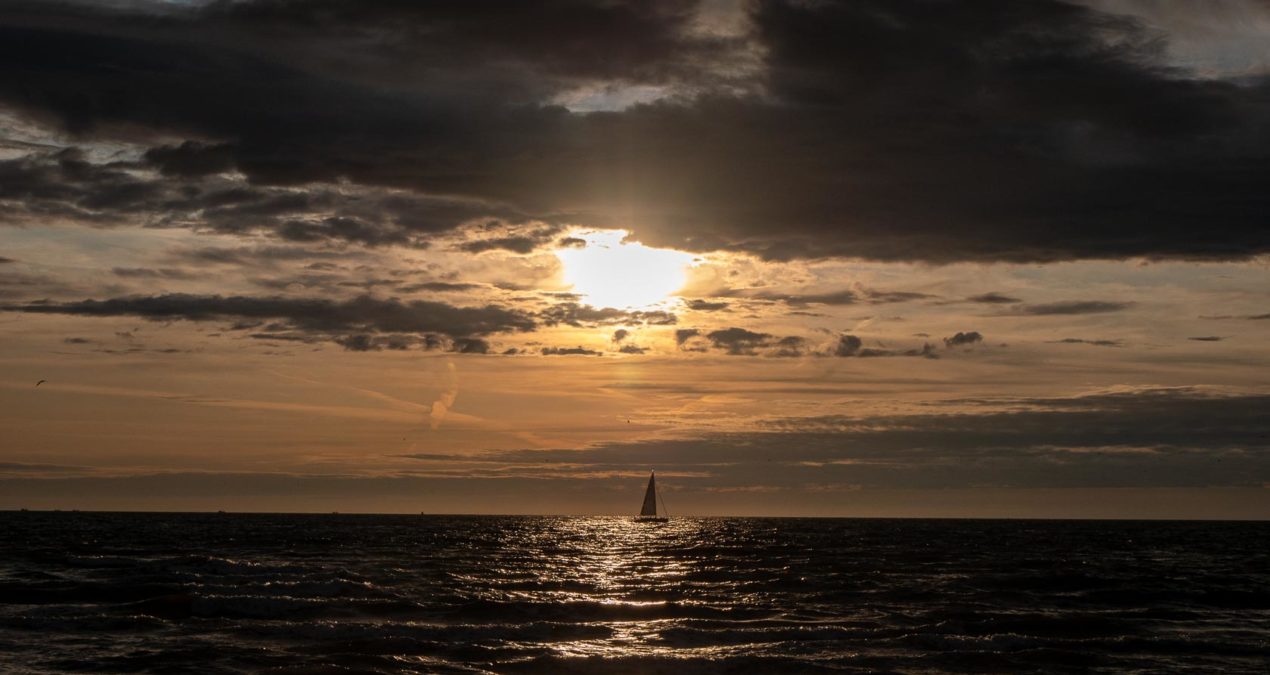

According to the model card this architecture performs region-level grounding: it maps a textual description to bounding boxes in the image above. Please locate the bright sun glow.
[555,230,694,309]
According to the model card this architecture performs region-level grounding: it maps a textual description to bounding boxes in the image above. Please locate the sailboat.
[634,470,669,522]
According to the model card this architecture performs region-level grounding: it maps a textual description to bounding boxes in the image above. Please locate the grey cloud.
[704,327,773,355]
[277,217,423,248]
[747,288,929,307]
[453,337,491,354]
[1050,338,1124,347]
[1201,313,1270,321]
[772,335,810,357]
[866,291,933,304]
[968,293,1022,304]
[398,281,484,293]
[458,236,544,255]
[464,388,1270,489]
[753,290,858,306]
[1187,336,1225,342]
[1010,301,1134,316]
[111,267,198,280]
[0,148,527,249]
[144,141,236,177]
[540,302,676,327]
[0,461,91,476]
[683,298,730,311]
[4,294,535,343]
[454,222,565,255]
[172,246,360,266]
[3,1,1268,262]
[858,343,938,359]
[541,346,603,356]
[832,333,938,359]
[334,333,420,352]
[943,331,983,348]
[833,334,862,356]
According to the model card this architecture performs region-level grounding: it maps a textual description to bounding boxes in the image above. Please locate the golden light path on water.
[555,230,696,309]
[441,516,754,661]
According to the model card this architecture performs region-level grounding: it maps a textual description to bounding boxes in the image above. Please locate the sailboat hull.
[633,516,668,523]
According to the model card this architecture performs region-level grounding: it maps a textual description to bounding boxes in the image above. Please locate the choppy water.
[1,513,1268,673]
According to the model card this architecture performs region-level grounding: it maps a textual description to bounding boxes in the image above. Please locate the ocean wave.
[3,513,1269,674]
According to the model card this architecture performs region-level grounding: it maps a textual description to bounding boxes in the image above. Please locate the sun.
[555,230,694,309]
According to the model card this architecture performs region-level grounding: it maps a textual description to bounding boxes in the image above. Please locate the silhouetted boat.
[634,471,669,522]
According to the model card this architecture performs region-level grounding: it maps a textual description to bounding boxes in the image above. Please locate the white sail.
[640,472,658,516]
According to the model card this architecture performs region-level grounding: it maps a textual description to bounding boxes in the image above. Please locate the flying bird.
[35,380,46,387]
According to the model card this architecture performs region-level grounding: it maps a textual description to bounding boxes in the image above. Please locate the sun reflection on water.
[479,516,740,660]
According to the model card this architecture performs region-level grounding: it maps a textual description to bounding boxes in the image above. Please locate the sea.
[1,513,1268,673]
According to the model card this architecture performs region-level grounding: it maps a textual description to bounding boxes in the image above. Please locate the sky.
[1,0,1268,517]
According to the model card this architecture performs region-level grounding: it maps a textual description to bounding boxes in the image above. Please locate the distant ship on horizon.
[634,470,669,522]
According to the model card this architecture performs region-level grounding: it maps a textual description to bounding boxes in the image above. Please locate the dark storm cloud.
[3,294,535,340]
[144,141,236,177]
[0,148,160,225]
[455,388,1270,489]
[1009,301,1134,316]
[3,1,1269,261]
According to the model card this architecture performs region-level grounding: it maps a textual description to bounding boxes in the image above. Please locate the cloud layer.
[2,0,1270,262]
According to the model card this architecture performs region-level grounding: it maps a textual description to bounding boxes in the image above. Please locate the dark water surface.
[1,513,1268,673]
